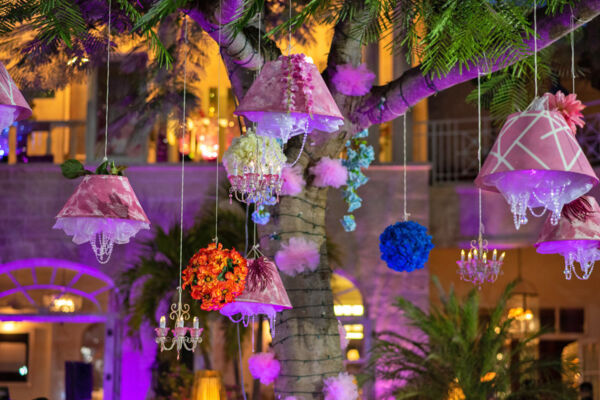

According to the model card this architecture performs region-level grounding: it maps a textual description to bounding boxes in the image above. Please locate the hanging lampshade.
[54,175,150,264]
[535,196,600,280]
[475,97,598,230]
[0,62,32,132]
[219,256,292,333]
[191,370,227,400]
[235,54,344,143]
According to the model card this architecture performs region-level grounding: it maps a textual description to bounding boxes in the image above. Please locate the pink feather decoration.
[323,372,359,400]
[248,352,280,385]
[338,320,349,350]
[310,157,348,188]
[281,164,306,196]
[275,237,320,276]
[332,63,376,96]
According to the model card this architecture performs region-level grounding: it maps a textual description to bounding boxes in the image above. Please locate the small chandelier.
[223,130,285,205]
[155,289,203,359]
[228,162,283,205]
[457,235,505,289]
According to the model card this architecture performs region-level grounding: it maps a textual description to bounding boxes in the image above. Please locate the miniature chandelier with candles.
[223,129,286,205]
[457,236,505,288]
[155,14,203,359]
[458,72,505,288]
[155,289,203,359]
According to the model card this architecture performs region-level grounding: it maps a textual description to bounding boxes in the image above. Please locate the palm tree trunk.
[261,185,344,399]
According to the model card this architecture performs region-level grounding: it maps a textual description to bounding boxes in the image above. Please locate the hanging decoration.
[331,63,376,96]
[323,372,359,400]
[475,95,596,230]
[0,62,31,132]
[53,168,150,264]
[475,1,597,230]
[247,351,281,385]
[341,129,375,232]
[379,115,433,272]
[252,205,271,225]
[54,1,149,264]
[535,196,600,280]
[182,243,248,311]
[379,221,434,272]
[235,54,344,143]
[223,128,286,205]
[220,248,292,332]
[280,164,306,196]
[310,157,348,188]
[155,14,203,359]
[458,73,505,288]
[274,237,320,276]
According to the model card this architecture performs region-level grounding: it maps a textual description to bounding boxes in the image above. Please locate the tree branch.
[351,0,600,129]
[188,0,281,102]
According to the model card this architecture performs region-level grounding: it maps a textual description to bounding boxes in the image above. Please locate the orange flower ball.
[182,243,248,311]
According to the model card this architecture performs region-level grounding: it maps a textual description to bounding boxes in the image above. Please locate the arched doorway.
[331,272,372,375]
[0,258,116,400]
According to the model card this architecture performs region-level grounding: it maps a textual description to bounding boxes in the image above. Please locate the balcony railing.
[425,113,600,185]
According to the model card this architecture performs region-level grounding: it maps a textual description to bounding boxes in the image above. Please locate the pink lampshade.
[475,98,598,230]
[0,62,32,131]
[220,257,292,332]
[235,54,344,142]
[535,196,600,280]
[54,175,150,263]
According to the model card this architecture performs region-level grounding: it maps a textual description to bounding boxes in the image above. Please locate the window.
[0,333,29,382]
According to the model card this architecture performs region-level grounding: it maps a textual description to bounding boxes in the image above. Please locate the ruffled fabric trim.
[54,217,149,245]
[250,112,344,142]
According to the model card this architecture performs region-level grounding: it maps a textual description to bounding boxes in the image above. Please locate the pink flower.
[545,91,586,134]
[331,63,376,96]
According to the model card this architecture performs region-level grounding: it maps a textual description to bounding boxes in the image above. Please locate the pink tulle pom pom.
[248,352,281,385]
[338,320,349,350]
[545,91,586,134]
[323,372,359,400]
[281,164,306,196]
[275,237,320,276]
[310,157,348,188]
[332,63,376,96]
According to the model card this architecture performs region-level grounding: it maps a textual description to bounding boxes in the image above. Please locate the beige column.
[8,125,17,164]
[411,20,429,163]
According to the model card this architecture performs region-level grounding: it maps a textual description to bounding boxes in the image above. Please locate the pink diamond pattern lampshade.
[475,98,598,230]
[235,54,344,142]
[220,257,292,333]
[536,196,600,280]
[54,175,150,264]
[0,62,32,131]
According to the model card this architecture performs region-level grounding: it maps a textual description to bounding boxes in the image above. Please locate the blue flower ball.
[379,221,434,272]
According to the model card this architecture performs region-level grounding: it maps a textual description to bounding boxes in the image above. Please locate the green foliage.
[368,278,578,399]
[155,363,195,400]
[60,159,127,179]
[466,48,553,122]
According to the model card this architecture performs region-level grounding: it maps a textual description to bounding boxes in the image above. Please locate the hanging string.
[570,11,576,94]
[288,0,292,55]
[214,0,222,243]
[533,0,538,98]
[237,324,248,400]
[103,0,112,162]
[477,72,483,240]
[177,15,189,298]
[402,114,409,222]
